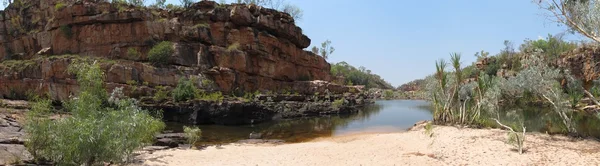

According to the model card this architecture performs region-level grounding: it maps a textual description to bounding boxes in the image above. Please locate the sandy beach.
[136,123,600,165]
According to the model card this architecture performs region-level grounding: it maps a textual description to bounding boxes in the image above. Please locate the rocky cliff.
[0,0,346,101]
[560,45,600,90]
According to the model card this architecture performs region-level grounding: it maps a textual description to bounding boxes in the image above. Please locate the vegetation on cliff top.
[330,61,394,89]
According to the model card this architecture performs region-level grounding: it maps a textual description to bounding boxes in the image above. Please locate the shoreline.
[135,123,600,165]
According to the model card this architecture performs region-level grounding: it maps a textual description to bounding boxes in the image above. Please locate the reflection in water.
[165,100,433,144]
[493,106,600,138]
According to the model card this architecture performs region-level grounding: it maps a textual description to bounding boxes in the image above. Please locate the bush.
[179,0,196,8]
[148,41,173,65]
[383,90,395,100]
[173,77,198,102]
[193,23,209,29]
[54,2,66,11]
[199,91,224,102]
[127,48,140,60]
[183,126,202,146]
[165,4,183,11]
[153,86,168,101]
[332,99,344,108]
[24,62,165,165]
[226,42,240,52]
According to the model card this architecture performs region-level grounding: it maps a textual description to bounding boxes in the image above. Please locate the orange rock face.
[0,0,337,100]
[559,45,600,90]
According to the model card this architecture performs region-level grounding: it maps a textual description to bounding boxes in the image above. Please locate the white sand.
[137,123,600,166]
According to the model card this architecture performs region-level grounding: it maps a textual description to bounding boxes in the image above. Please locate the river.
[165,100,433,144]
[165,100,600,145]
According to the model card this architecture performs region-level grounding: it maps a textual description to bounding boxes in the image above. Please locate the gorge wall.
[0,0,348,101]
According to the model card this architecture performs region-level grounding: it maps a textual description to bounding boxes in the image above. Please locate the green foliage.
[330,61,393,89]
[183,126,202,146]
[24,62,165,165]
[153,0,166,8]
[424,122,434,137]
[165,4,183,11]
[315,40,335,59]
[193,23,210,29]
[54,2,66,11]
[242,91,259,102]
[566,76,584,108]
[226,42,240,52]
[127,47,140,60]
[24,98,53,160]
[282,3,303,20]
[198,91,224,102]
[153,86,169,102]
[536,0,600,43]
[236,0,303,20]
[383,90,395,100]
[332,99,344,108]
[127,0,145,6]
[522,34,577,61]
[173,77,199,102]
[179,0,196,8]
[148,41,173,65]
[60,25,72,39]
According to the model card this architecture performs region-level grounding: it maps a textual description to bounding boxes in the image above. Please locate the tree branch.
[493,118,515,133]
[584,89,600,105]
[548,0,600,43]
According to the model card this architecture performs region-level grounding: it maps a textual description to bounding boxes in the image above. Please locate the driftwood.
[493,118,526,154]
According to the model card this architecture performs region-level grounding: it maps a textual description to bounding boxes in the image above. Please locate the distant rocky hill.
[0,0,354,101]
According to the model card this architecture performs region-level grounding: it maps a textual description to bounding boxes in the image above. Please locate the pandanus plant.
[433,59,448,123]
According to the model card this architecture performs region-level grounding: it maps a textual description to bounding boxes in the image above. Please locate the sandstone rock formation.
[560,45,600,90]
[0,0,346,100]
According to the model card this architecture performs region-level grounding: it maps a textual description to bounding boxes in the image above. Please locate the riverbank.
[136,123,600,165]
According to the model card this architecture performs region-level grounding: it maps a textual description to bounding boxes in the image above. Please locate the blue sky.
[6,0,577,87]
[206,0,579,86]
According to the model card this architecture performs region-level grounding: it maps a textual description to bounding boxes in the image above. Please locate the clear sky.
[197,0,579,87]
[13,0,578,87]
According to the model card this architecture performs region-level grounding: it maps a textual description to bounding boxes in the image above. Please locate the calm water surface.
[166,100,433,144]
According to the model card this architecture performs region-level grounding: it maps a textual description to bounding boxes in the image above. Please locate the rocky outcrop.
[397,79,424,92]
[140,93,373,125]
[0,0,340,101]
[560,45,600,90]
[0,113,31,165]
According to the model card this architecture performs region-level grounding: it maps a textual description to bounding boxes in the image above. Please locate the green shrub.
[424,122,434,137]
[153,86,168,101]
[60,25,72,39]
[383,90,395,100]
[165,4,183,11]
[127,48,140,60]
[173,78,198,102]
[54,2,66,11]
[126,80,138,86]
[148,41,173,65]
[201,79,214,87]
[198,91,224,102]
[193,23,210,29]
[226,42,240,52]
[332,99,344,108]
[24,62,165,165]
[183,126,202,146]
[24,98,53,160]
